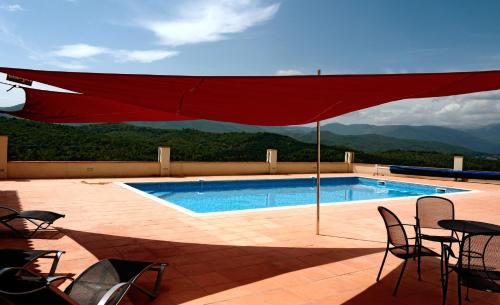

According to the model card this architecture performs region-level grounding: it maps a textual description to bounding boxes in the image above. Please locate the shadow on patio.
[338,259,497,305]
[58,228,385,304]
[0,190,32,245]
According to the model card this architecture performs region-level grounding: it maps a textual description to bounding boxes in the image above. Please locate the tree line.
[1,117,499,171]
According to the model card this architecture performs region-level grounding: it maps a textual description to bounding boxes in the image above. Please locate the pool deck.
[1,173,499,305]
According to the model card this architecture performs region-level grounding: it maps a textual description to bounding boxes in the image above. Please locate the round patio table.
[437,219,500,305]
[438,219,500,234]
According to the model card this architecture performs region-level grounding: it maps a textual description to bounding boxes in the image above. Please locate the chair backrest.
[66,259,152,305]
[458,234,500,292]
[416,196,454,229]
[65,260,130,305]
[378,206,409,248]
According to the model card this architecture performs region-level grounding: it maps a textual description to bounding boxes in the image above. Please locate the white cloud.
[50,43,178,64]
[52,44,108,58]
[328,90,500,127]
[47,60,88,70]
[140,0,280,46]
[112,49,178,63]
[0,4,23,12]
[276,69,303,76]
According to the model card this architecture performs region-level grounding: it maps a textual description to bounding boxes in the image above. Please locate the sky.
[0,0,499,127]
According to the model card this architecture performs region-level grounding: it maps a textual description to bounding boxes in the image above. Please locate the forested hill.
[0,117,346,162]
[1,117,499,171]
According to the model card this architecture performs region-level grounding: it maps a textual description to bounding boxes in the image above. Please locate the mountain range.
[130,121,500,155]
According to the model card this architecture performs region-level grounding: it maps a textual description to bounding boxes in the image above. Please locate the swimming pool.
[122,177,469,215]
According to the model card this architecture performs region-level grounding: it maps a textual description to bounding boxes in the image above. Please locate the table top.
[438,219,500,234]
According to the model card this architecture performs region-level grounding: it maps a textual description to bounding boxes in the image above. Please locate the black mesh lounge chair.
[416,196,459,280]
[0,205,65,237]
[0,249,64,277]
[443,234,499,305]
[377,206,440,295]
[0,258,167,305]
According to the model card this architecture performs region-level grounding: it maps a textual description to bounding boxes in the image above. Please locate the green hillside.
[0,117,345,162]
[1,117,499,171]
[462,123,500,146]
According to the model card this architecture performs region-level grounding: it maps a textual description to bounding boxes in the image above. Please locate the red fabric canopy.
[2,67,500,125]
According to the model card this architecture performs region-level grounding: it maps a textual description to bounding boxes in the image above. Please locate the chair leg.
[417,235,422,280]
[441,274,447,305]
[441,252,449,305]
[48,251,64,277]
[133,263,167,298]
[393,259,408,296]
[151,263,167,298]
[457,274,462,305]
[376,247,389,282]
[465,287,470,301]
[417,252,422,281]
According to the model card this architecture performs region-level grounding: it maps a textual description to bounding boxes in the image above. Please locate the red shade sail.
[2,67,500,125]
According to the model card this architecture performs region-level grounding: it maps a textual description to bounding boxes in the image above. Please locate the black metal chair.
[0,258,167,305]
[443,233,499,305]
[0,205,65,238]
[0,249,64,277]
[416,196,459,280]
[377,206,440,295]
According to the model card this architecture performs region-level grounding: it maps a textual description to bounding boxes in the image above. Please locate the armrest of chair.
[47,275,74,285]
[0,267,48,295]
[401,224,418,241]
[97,282,128,305]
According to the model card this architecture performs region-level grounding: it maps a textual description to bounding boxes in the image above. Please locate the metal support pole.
[316,120,321,235]
[316,69,321,235]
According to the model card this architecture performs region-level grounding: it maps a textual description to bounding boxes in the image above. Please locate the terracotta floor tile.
[0,173,498,305]
[188,272,233,288]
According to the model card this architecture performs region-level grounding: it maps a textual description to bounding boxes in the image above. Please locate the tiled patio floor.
[1,174,499,305]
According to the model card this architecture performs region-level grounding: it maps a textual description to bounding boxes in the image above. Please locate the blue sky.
[1,0,500,126]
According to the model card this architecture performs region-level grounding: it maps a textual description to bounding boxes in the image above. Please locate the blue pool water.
[125,177,468,214]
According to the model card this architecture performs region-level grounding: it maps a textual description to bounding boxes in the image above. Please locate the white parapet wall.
[7,161,160,179]
[6,161,350,179]
[352,163,391,176]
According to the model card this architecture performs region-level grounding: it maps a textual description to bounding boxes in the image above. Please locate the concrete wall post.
[345,151,354,173]
[0,136,7,179]
[453,155,464,171]
[345,151,354,163]
[266,149,278,174]
[158,147,171,176]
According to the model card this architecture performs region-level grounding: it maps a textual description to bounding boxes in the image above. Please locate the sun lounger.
[0,205,65,237]
[0,258,167,305]
[0,249,64,277]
